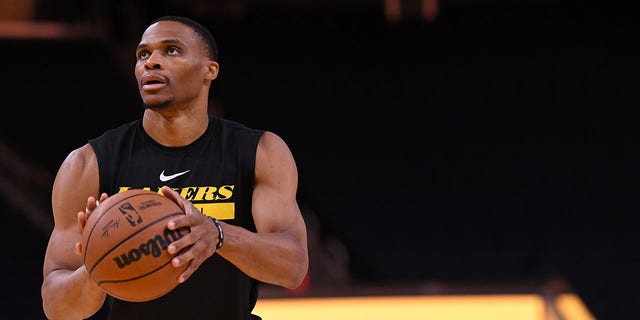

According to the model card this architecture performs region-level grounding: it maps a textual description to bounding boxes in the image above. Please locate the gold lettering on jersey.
[116,185,236,219]
[197,203,235,220]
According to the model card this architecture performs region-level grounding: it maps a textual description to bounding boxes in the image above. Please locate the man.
[41,15,309,319]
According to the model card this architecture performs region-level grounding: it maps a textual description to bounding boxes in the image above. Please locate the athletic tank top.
[89,115,265,320]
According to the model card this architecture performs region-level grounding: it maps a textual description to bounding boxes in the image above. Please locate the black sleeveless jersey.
[89,115,265,320]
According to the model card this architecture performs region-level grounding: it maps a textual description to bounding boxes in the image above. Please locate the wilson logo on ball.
[82,189,191,302]
[113,227,187,269]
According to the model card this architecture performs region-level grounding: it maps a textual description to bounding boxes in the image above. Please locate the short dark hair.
[150,15,219,61]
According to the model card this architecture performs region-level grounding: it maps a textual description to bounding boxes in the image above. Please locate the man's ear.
[206,61,219,80]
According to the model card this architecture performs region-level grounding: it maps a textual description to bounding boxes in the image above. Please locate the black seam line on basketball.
[97,257,174,285]
[83,192,176,263]
[87,211,185,275]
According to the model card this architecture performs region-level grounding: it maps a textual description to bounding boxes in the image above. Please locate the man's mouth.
[141,74,168,91]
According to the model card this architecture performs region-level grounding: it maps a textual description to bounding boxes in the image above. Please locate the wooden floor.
[255,279,596,320]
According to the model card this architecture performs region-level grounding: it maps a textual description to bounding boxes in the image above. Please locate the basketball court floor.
[254,280,595,320]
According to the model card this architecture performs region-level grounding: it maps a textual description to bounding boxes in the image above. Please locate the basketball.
[81,189,190,302]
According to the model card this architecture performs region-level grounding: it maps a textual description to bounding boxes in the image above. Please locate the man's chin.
[143,99,173,110]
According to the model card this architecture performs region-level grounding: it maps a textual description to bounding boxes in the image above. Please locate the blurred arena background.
[1,0,638,319]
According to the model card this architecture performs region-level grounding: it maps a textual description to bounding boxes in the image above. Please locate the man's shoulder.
[211,116,264,136]
[96,119,140,138]
[89,119,141,147]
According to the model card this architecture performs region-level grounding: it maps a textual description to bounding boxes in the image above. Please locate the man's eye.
[138,51,150,59]
[168,47,180,55]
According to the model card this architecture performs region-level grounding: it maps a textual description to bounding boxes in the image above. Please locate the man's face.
[134,21,211,109]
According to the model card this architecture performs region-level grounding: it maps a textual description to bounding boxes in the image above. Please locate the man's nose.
[144,51,163,70]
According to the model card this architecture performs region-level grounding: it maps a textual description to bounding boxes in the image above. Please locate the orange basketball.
[81,189,189,302]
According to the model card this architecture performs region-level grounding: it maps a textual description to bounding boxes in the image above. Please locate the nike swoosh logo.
[159,170,191,182]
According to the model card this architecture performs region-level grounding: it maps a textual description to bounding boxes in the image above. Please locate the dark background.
[1,0,639,319]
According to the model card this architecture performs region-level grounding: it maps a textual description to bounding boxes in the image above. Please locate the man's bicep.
[46,144,100,272]
[251,178,303,234]
[252,132,303,234]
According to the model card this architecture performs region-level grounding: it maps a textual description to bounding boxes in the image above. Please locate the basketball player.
[41,16,309,319]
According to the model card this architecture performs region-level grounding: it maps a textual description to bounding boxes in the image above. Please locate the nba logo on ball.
[118,202,143,226]
[82,189,190,302]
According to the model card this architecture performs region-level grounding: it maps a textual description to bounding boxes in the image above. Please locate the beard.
[142,97,175,110]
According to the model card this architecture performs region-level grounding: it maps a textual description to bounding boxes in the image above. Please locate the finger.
[174,253,201,283]
[162,186,196,231]
[77,210,87,234]
[174,235,214,283]
[83,194,106,225]
[85,197,98,216]
[166,229,192,254]
[177,263,196,283]
[170,230,214,265]
[75,242,82,256]
[160,186,184,208]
